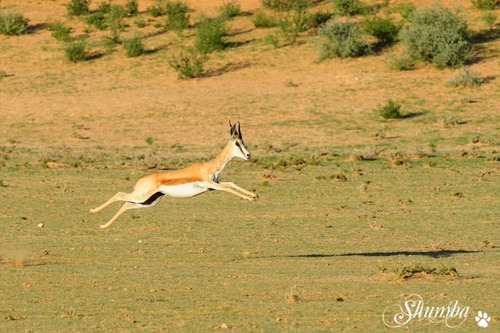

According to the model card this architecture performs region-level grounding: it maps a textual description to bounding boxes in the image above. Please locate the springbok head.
[229,121,251,160]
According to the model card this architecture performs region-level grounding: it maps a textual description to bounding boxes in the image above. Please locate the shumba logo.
[382,294,471,328]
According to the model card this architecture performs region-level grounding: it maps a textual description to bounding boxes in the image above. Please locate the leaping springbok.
[90,122,258,229]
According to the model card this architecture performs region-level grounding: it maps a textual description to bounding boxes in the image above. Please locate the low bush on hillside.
[400,4,474,68]
[376,99,403,119]
[471,0,499,10]
[0,9,29,35]
[67,0,91,16]
[165,1,190,31]
[447,68,485,87]
[47,22,72,41]
[331,0,361,16]
[319,21,372,59]
[361,15,401,44]
[195,17,228,54]
[64,39,88,62]
[123,33,145,57]
[169,48,206,79]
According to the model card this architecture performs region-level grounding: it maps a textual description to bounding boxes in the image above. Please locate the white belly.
[158,182,208,198]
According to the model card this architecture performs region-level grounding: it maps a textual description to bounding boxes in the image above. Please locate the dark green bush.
[376,100,402,119]
[218,1,242,20]
[165,1,189,31]
[400,4,474,68]
[126,0,139,16]
[0,9,29,35]
[331,0,361,16]
[47,22,72,41]
[195,17,228,54]
[319,21,372,59]
[471,0,499,10]
[253,10,278,28]
[361,16,401,44]
[262,0,310,12]
[64,40,88,62]
[169,48,206,79]
[67,0,91,16]
[123,33,145,57]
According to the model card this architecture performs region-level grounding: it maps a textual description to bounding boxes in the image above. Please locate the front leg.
[219,182,258,200]
[205,180,257,201]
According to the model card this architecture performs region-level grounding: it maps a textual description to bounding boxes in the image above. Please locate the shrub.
[126,0,139,16]
[385,52,416,71]
[253,10,278,28]
[392,2,416,22]
[331,0,361,16]
[169,48,206,79]
[47,22,72,41]
[195,17,227,54]
[447,68,484,87]
[67,0,91,16]
[309,11,335,29]
[219,1,242,20]
[361,16,401,44]
[0,9,29,35]
[165,1,189,31]
[123,33,145,57]
[262,0,301,11]
[400,4,474,68]
[471,0,499,10]
[148,0,166,17]
[319,21,372,59]
[64,39,88,62]
[108,5,127,43]
[480,11,497,30]
[376,99,402,119]
[86,11,108,30]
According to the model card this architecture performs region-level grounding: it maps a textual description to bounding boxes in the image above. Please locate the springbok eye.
[235,142,240,147]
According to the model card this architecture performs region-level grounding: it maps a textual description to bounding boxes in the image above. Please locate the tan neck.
[211,141,234,174]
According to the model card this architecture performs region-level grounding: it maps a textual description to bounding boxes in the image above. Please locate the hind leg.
[99,202,144,229]
[90,192,131,214]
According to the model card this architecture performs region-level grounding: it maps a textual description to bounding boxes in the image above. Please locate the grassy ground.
[0,146,498,332]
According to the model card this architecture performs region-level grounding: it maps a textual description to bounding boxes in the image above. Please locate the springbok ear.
[229,121,237,138]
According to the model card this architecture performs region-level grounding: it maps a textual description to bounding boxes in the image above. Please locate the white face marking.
[232,139,251,160]
[159,182,208,198]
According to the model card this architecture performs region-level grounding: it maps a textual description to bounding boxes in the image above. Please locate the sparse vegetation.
[169,48,206,79]
[447,67,485,87]
[47,21,72,41]
[0,9,29,35]
[480,11,497,30]
[108,5,127,44]
[392,263,458,279]
[319,21,372,59]
[385,52,416,70]
[400,4,474,68]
